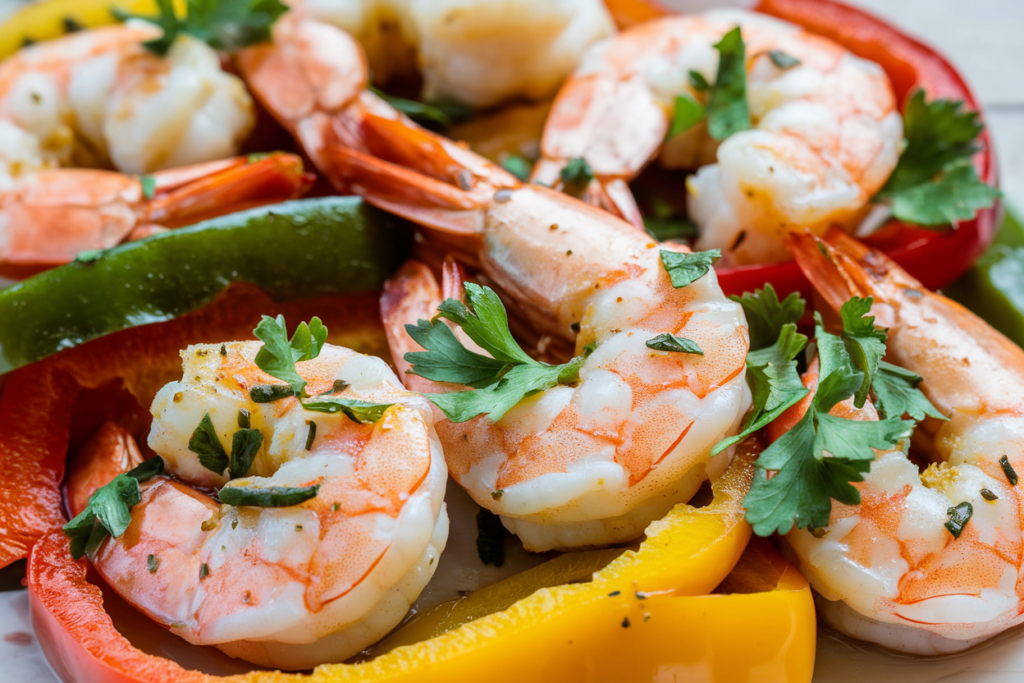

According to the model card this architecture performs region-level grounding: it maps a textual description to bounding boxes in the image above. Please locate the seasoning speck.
[491,489,504,500]
[621,617,631,628]
[1000,455,1018,485]
[981,488,998,501]
[200,563,210,579]
[147,554,159,573]
[608,591,620,597]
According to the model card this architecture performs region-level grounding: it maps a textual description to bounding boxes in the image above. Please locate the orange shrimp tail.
[380,259,445,394]
[144,152,314,227]
[603,0,671,30]
[64,421,142,519]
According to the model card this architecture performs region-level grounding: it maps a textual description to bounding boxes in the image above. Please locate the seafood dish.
[0,0,1012,681]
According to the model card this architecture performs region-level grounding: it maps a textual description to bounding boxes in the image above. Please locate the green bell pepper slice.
[945,204,1024,347]
[0,197,408,376]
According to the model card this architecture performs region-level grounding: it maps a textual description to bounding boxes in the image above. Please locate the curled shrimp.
[295,0,615,108]
[779,228,1024,654]
[327,114,751,552]
[66,341,448,670]
[0,152,313,279]
[0,22,256,178]
[532,8,902,265]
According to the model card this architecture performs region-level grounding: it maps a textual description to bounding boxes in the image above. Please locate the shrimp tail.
[144,153,314,227]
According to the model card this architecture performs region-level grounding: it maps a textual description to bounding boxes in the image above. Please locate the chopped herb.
[729,283,805,350]
[644,217,699,242]
[304,420,317,450]
[249,383,294,403]
[668,94,706,139]
[62,16,84,33]
[837,297,888,407]
[188,412,229,476]
[607,590,621,597]
[646,333,703,355]
[301,398,393,424]
[147,554,159,573]
[944,501,973,538]
[73,249,104,264]
[560,157,594,197]
[368,86,462,130]
[219,344,227,356]
[660,249,721,288]
[237,409,250,429]
[491,489,504,500]
[476,508,506,567]
[62,458,164,560]
[980,488,998,501]
[501,155,533,182]
[253,315,327,397]
[229,428,262,479]
[139,175,156,200]
[219,483,320,507]
[875,89,1001,228]
[1000,455,1018,485]
[767,50,801,69]
[115,0,289,57]
[706,27,751,141]
[688,70,711,93]
[405,283,589,423]
[331,502,340,512]
[199,563,210,579]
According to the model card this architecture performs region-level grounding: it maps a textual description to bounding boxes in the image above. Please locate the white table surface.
[0,1,1022,681]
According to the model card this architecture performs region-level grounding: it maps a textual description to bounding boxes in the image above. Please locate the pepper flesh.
[0,197,409,376]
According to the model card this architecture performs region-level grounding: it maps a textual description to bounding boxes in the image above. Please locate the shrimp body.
[0,22,255,179]
[784,230,1024,654]
[333,116,750,551]
[69,342,448,670]
[300,0,615,108]
[533,9,901,265]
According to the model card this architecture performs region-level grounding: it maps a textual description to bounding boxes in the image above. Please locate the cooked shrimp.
[0,22,255,179]
[298,0,615,108]
[532,9,902,265]
[325,114,750,552]
[67,341,448,670]
[0,152,312,279]
[780,228,1024,654]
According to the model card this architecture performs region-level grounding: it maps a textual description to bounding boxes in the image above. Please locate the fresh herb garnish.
[476,508,507,567]
[147,554,159,573]
[644,217,699,241]
[730,283,804,350]
[707,27,751,140]
[219,483,320,507]
[944,501,973,538]
[62,458,164,560]
[767,50,800,69]
[139,175,157,200]
[560,157,594,196]
[229,428,262,479]
[871,361,947,421]
[250,384,294,403]
[237,408,251,429]
[253,315,326,398]
[304,421,317,451]
[368,86,466,130]
[646,333,703,355]
[688,70,711,93]
[875,89,1000,228]
[188,412,229,475]
[404,283,588,423]
[301,398,394,424]
[1000,455,1018,485]
[668,95,706,139]
[980,488,998,501]
[501,155,534,182]
[115,0,289,57]
[660,249,721,288]
[740,297,945,536]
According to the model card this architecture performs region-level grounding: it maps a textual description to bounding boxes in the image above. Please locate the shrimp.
[66,341,449,670]
[235,10,517,195]
[296,0,615,109]
[0,152,313,279]
[532,9,903,265]
[0,22,256,179]
[779,228,1024,654]
[327,114,751,552]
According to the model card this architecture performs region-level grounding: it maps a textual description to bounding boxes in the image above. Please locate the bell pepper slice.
[0,197,408,376]
[27,436,816,682]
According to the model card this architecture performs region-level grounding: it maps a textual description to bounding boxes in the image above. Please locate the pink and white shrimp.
[67,341,448,670]
[532,9,902,265]
[781,229,1024,654]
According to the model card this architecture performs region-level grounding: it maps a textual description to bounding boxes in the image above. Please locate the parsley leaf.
[668,94,706,139]
[730,283,805,350]
[688,70,711,93]
[888,160,1002,227]
[116,0,288,57]
[63,458,164,560]
[660,249,721,288]
[707,27,751,141]
[838,298,887,408]
[369,86,459,130]
[646,333,703,355]
[300,398,394,424]
[229,428,262,479]
[501,155,533,182]
[560,157,594,196]
[871,361,946,421]
[139,174,157,200]
[188,412,229,475]
[644,217,699,241]
[405,284,588,423]
[875,90,1000,228]
[253,315,327,397]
